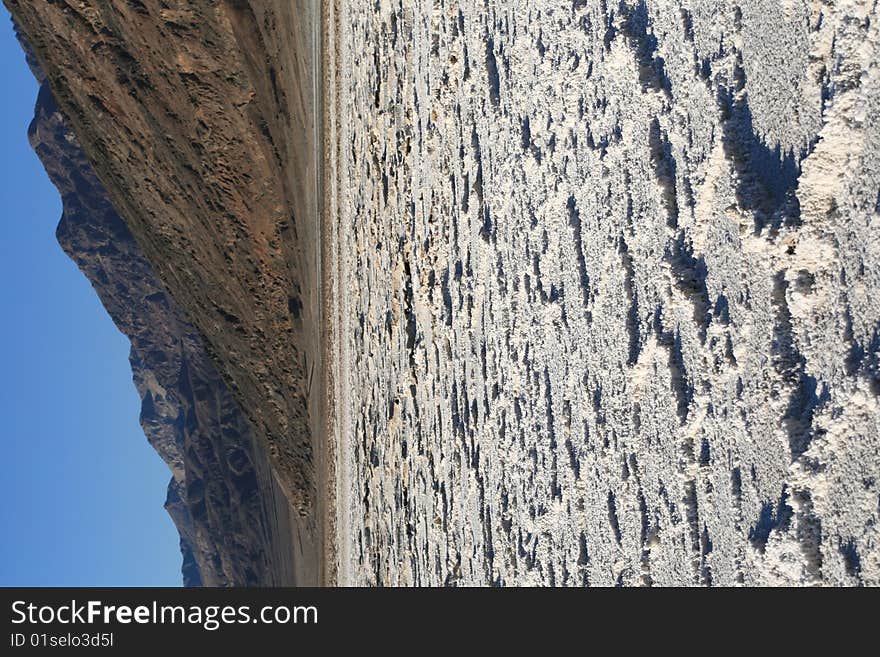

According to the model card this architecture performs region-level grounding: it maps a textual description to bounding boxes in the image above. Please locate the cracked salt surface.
[328,0,880,585]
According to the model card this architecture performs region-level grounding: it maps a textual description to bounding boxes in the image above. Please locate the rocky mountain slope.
[7,0,327,584]
[19,34,301,586]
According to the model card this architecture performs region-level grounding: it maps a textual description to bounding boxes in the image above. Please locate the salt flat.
[327,0,880,586]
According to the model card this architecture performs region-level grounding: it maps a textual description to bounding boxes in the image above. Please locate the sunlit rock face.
[20,35,298,586]
[7,1,324,545]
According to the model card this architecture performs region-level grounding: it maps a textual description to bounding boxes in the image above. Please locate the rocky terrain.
[8,0,327,584]
[8,0,880,586]
[327,0,880,585]
[19,33,302,586]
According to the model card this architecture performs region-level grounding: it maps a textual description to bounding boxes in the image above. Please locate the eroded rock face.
[8,0,324,583]
[328,0,880,585]
[6,0,322,520]
[21,36,298,587]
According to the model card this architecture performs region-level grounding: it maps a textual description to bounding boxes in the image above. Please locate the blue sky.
[0,10,181,586]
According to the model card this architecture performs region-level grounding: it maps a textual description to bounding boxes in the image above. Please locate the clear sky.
[0,10,181,586]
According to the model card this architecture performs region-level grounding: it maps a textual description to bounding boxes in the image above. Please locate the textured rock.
[20,35,300,586]
[7,0,327,584]
[327,0,880,585]
[7,0,322,513]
